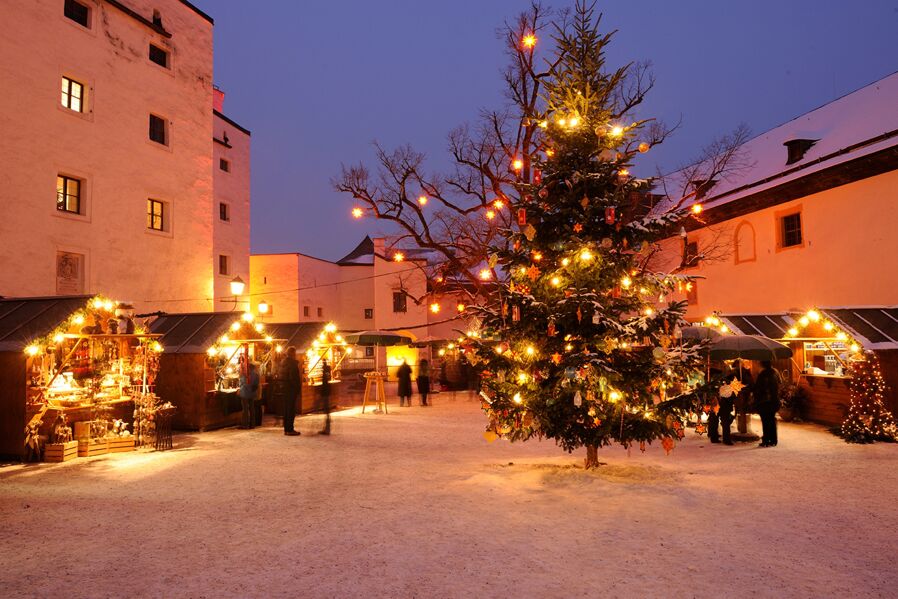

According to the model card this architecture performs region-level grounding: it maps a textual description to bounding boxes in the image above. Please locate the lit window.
[149,114,167,145]
[219,202,230,222]
[64,0,90,28]
[781,213,802,248]
[56,175,81,214]
[219,158,230,172]
[149,44,169,68]
[61,77,84,112]
[219,255,229,275]
[147,199,164,231]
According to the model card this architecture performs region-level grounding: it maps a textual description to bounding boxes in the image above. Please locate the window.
[219,158,230,172]
[682,240,700,268]
[61,77,84,112]
[149,114,167,145]
[147,199,164,231]
[64,0,90,27]
[365,347,375,358]
[219,202,230,222]
[56,175,81,214]
[392,292,407,313]
[781,213,802,248]
[303,306,310,317]
[364,308,373,320]
[734,221,756,264]
[218,255,229,275]
[149,44,169,68]
[317,307,323,317]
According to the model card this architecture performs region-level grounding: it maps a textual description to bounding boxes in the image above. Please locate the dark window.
[149,44,169,68]
[317,307,323,317]
[61,77,84,112]
[64,0,90,27]
[219,158,230,172]
[303,306,310,317]
[784,139,817,165]
[218,255,229,275]
[364,308,373,319]
[56,175,81,214]
[147,199,164,231]
[219,202,230,222]
[682,240,700,268]
[392,292,407,313]
[781,213,802,247]
[149,114,167,145]
[365,347,375,358]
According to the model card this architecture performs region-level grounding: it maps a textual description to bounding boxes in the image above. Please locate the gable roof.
[0,296,92,352]
[337,236,375,265]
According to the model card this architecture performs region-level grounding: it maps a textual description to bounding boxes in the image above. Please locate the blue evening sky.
[192,0,898,260]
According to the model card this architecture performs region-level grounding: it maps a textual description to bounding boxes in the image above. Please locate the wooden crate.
[74,420,107,440]
[107,436,135,453]
[44,441,78,462]
[77,438,109,457]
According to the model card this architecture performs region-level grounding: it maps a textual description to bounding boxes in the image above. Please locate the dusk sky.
[193,0,898,261]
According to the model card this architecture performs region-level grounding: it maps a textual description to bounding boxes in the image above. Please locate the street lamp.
[258,300,269,315]
[229,276,246,297]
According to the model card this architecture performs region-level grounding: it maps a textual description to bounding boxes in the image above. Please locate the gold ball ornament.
[638,142,650,153]
[594,125,607,137]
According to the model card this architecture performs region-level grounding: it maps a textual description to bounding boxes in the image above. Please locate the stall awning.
[0,296,91,352]
[149,314,327,354]
[263,323,329,350]
[718,307,898,350]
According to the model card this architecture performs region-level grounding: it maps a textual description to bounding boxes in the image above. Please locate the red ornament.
[533,169,542,184]
[605,207,616,224]
[517,208,527,226]
[547,321,556,336]
[512,306,521,322]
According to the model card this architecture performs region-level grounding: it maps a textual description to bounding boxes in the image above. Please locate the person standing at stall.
[755,360,780,447]
[417,358,431,406]
[319,358,332,435]
[396,359,412,407]
[238,361,260,429]
[281,347,302,436]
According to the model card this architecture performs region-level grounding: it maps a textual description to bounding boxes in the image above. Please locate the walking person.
[417,358,431,406]
[755,360,780,447]
[238,361,260,429]
[280,346,302,436]
[319,358,332,435]
[396,359,412,407]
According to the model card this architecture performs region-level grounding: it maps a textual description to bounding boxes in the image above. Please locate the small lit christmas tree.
[838,354,898,443]
[464,3,707,468]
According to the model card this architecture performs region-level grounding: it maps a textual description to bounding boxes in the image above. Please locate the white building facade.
[0,0,250,313]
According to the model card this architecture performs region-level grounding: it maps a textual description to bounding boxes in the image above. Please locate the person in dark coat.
[319,358,332,435]
[755,360,780,447]
[280,347,302,436]
[396,359,412,407]
[238,362,260,429]
[706,363,730,444]
[416,359,431,406]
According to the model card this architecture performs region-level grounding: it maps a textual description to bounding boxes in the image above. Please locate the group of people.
[396,358,431,407]
[706,359,781,448]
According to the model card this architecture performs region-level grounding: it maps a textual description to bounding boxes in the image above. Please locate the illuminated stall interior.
[0,295,162,459]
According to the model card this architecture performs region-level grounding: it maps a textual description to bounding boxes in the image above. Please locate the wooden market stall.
[716,307,898,425]
[0,295,162,461]
[149,312,285,431]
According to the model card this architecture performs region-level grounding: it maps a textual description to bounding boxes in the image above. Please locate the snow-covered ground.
[2,392,897,598]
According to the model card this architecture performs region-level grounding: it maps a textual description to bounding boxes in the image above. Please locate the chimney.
[213,86,225,113]
[784,139,817,165]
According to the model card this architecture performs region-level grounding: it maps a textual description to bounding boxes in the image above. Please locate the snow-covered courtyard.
[2,393,897,598]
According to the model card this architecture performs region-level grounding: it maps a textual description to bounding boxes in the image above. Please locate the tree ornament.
[573,223,583,233]
[533,169,542,184]
[526,265,541,281]
[574,390,582,407]
[547,320,556,336]
[538,187,549,199]
[512,306,521,322]
[604,207,616,224]
[576,307,583,323]
[594,125,607,137]
[524,224,537,241]
[551,353,562,365]
[638,142,650,153]
[517,208,528,226]
[581,196,589,208]
[652,346,665,361]
[592,312,600,325]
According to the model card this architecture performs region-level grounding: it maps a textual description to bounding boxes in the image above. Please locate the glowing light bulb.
[720,325,729,333]
[276,345,284,353]
[545,149,555,157]
[836,332,848,341]
[352,207,363,218]
[485,210,496,220]
[610,125,624,137]
[265,335,273,343]
[512,158,524,171]
[823,322,834,331]
[73,315,85,326]
[242,312,254,322]
[532,252,542,262]
[538,120,548,129]
[152,342,163,353]
[325,323,337,333]
[25,345,39,356]
[93,298,104,309]
[564,344,573,351]
[621,276,632,288]
[430,303,441,314]
[393,252,405,262]
[456,304,465,313]
[230,322,241,332]
[568,116,580,128]
[618,168,630,178]
[220,335,230,344]
[561,258,570,267]
[787,327,799,337]
[254,323,264,333]
[525,346,535,356]
[418,195,428,206]
[493,199,504,209]
[517,372,528,384]
[53,333,65,344]
[519,266,527,275]
[522,34,537,48]
[438,349,446,356]
[579,249,593,262]
[479,269,492,281]
[799,316,810,327]
[644,308,654,317]
[550,276,561,287]
[609,390,622,402]
[691,203,703,214]
[103,301,114,311]
[207,347,218,357]
[557,118,567,127]
[808,310,821,322]
[513,393,523,404]
[850,343,860,353]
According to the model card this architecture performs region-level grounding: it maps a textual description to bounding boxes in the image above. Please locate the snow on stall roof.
[672,70,898,211]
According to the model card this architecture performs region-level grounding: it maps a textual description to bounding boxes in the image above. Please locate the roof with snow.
[681,70,898,211]
[337,236,375,265]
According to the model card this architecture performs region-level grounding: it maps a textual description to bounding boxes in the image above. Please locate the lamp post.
[257,300,269,319]
[226,276,246,311]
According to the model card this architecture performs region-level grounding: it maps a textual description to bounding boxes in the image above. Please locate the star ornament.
[573,223,583,233]
[551,353,562,365]
[729,378,746,394]
[526,265,541,281]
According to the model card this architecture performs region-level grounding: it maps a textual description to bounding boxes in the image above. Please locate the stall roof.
[718,307,898,350]
[0,296,91,352]
[149,313,329,354]
[264,323,329,349]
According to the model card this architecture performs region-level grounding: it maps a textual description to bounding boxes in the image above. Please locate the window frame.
[148,113,168,146]
[219,202,230,222]
[317,307,323,318]
[364,308,373,320]
[219,158,230,172]
[56,175,82,214]
[148,44,170,69]
[775,206,805,251]
[64,0,91,28]
[781,213,803,248]
[60,76,84,113]
[303,306,310,318]
[392,291,407,313]
[147,199,165,232]
[218,254,230,276]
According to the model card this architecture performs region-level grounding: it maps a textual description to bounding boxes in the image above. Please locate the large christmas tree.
[464,3,707,467]
[838,355,898,443]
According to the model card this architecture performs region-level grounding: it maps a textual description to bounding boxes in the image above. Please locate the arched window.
[734,221,756,264]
